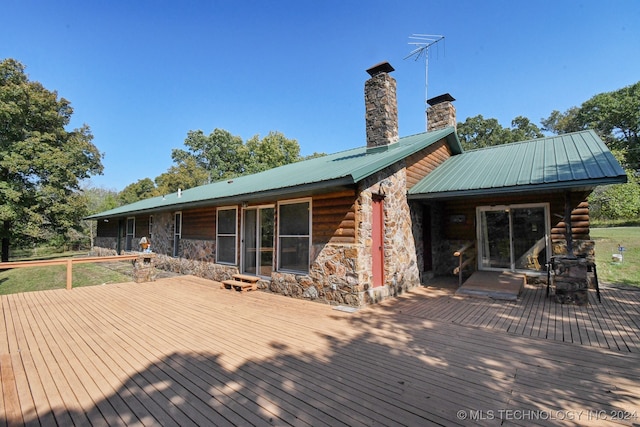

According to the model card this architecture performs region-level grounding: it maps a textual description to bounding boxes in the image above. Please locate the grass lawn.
[591,226,640,288]
[0,261,133,295]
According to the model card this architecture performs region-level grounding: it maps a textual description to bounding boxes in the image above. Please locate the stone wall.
[364,68,398,148]
[431,239,474,278]
[181,238,216,262]
[268,243,362,306]
[94,237,118,253]
[551,239,595,262]
[409,202,427,282]
[357,163,421,304]
[154,252,238,281]
[152,212,174,256]
[90,244,118,257]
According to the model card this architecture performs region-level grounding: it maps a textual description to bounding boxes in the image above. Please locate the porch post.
[564,192,574,257]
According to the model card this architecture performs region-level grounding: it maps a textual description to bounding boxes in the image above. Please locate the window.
[477,203,549,272]
[125,217,135,251]
[173,212,182,257]
[217,207,237,264]
[278,199,310,273]
[242,206,274,276]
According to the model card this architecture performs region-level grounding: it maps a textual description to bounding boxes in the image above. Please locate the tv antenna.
[404,34,445,129]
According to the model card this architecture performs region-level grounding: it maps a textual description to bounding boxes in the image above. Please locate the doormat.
[333,305,359,313]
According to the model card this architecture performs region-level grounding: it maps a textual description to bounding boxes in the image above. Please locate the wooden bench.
[221,274,260,292]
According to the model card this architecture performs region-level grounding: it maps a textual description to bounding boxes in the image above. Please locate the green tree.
[456,115,509,150]
[80,185,118,248]
[171,128,244,181]
[0,59,103,261]
[456,115,543,150]
[579,82,640,169]
[154,157,210,195]
[542,81,640,169]
[589,168,640,221]
[540,107,583,134]
[243,131,301,174]
[118,178,156,205]
[170,128,310,182]
[509,116,544,142]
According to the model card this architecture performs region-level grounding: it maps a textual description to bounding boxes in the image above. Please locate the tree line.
[457,81,640,222]
[1,57,638,260]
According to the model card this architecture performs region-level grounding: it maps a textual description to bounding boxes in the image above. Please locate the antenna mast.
[404,34,445,130]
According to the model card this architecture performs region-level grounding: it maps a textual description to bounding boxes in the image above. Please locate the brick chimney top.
[427,93,455,106]
[426,93,456,132]
[365,62,398,149]
[366,61,395,77]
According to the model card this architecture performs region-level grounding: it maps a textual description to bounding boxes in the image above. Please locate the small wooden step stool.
[221,274,260,292]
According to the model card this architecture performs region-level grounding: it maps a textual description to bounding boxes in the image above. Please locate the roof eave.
[408,176,628,201]
[85,176,356,220]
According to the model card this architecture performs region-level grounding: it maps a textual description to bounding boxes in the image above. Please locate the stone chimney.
[426,93,456,132]
[365,61,398,149]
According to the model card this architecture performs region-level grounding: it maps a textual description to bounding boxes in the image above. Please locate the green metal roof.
[87,127,461,220]
[408,130,627,200]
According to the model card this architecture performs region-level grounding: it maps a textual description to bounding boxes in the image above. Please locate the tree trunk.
[1,221,10,262]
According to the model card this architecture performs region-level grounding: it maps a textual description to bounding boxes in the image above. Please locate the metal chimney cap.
[366,61,395,77]
[427,93,455,106]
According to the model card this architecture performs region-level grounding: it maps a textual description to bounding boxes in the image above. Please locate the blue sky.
[2,1,639,191]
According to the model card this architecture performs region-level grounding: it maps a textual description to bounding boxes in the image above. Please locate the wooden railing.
[453,241,476,287]
[0,254,142,290]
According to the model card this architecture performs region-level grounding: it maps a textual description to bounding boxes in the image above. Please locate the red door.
[372,195,384,288]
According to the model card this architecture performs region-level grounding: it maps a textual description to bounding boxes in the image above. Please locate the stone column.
[365,62,399,149]
[133,253,157,283]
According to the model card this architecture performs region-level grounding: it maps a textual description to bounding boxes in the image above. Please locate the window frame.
[216,206,238,265]
[173,211,182,257]
[276,198,311,274]
[476,202,550,273]
[125,217,135,251]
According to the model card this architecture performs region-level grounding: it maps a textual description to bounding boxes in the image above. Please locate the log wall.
[181,207,217,240]
[405,140,452,189]
[312,190,358,245]
[440,191,591,242]
[96,220,119,238]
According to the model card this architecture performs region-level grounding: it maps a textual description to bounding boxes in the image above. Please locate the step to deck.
[220,274,260,292]
[455,271,525,301]
[232,274,260,283]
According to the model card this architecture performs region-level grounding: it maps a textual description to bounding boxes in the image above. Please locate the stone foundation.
[154,253,238,281]
[90,245,118,257]
[552,256,589,305]
[94,237,118,253]
[550,239,595,305]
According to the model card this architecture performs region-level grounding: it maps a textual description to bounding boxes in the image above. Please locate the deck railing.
[0,254,143,290]
[453,241,476,287]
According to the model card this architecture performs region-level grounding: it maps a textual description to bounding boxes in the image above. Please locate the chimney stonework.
[365,62,398,149]
[426,93,456,132]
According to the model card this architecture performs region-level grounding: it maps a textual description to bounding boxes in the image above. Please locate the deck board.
[1,276,639,426]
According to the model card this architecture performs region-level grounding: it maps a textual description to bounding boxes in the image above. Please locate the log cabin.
[88,62,627,306]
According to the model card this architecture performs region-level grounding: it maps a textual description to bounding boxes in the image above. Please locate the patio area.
[2,275,639,426]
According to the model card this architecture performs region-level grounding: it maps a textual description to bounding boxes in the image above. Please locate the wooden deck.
[397,280,640,353]
[1,276,639,426]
